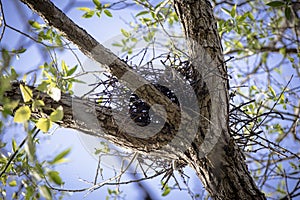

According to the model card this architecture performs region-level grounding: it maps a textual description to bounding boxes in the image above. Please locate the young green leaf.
[66,65,78,76]
[32,100,45,110]
[50,106,63,122]
[61,60,68,74]
[136,10,149,17]
[8,180,17,187]
[285,7,291,20]
[104,9,112,17]
[268,86,276,97]
[36,81,49,92]
[92,0,101,7]
[161,183,171,196]
[20,84,33,102]
[47,171,63,185]
[49,148,71,165]
[121,29,130,37]
[25,133,36,161]
[28,20,41,29]
[39,185,52,200]
[4,100,19,112]
[230,4,237,18]
[12,139,18,152]
[266,1,285,7]
[83,10,95,18]
[14,106,31,123]
[78,7,91,12]
[36,118,52,133]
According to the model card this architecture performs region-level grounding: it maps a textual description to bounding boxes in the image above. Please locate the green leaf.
[49,148,71,165]
[4,100,19,112]
[92,0,101,7]
[50,106,63,122]
[221,8,231,16]
[289,162,298,170]
[268,86,276,97]
[279,47,286,55]
[12,139,18,152]
[285,7,291,20]
[28,20,41,29]
[104,9,112,17]
[39,185,52,200]
[20,85,33,102]
[162,184,171,196]
[78,7,91,12]
[266,1,285,7]
[36,81,49,92]
[83,10,95,18]
[67,65,78,76]
[96,11,101,18]
[61,60,68,74]
[25,133,36,161]
[103,3,110,8]
[25,185,34,199]
[136,10,149,17]
[48,171,63,185]
[112,42,123,47]
[55,35,63,46]
[14,106,31,123]
[8,180,17,187]
[121,29,130,37]
[231,4,237,18]
[32,100,45,110]
[36,118,52,133]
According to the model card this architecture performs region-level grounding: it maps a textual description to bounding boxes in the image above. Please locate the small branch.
[0,126,40,177]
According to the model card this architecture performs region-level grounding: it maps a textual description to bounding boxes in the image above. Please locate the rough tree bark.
[2,0,266,199]
[173,1,266,199]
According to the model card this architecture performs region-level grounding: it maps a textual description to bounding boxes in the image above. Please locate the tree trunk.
[6,0,267,199]
[173,0,266,199]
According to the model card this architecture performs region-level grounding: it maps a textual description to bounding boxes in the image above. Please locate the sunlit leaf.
[8,180,17,187]
[48,171,63,185]
[78,7,91,12]
[25,133,36,161]
[14,106,31,123]
[12,139,17,152]
[67,65,78,76]
[32,100,45,110]
[92,0,101,7]
[230,4,237,18]
[268,86,276,97]
[104,9,112,17]
[50,106,63,122]
[39,185,52,200]
[20,85,33,102]
[61,60,68,74]
[36,81,49,92]
[36,118,52,133]
[112,42,123,47]
[161,183,171,196]
[121,29,130,37]
[4,100,19,113]
[136,10,149,17]
[83,10,95,18]
[28,20,41,29]
[49,148,71,165]
[221,8,231,16]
